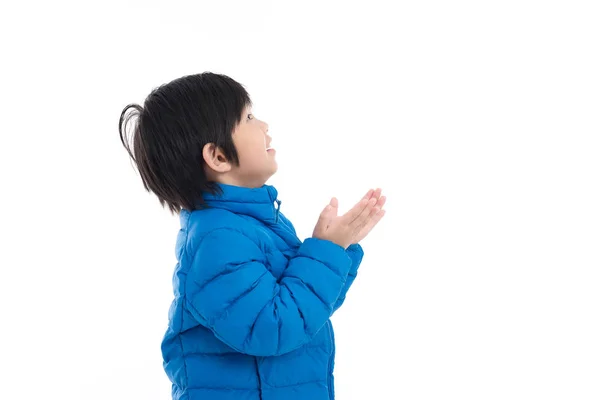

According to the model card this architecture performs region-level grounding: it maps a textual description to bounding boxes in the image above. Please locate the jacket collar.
[199,183,282,224]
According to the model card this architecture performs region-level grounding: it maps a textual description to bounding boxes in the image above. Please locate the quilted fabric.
[161,183,364,400]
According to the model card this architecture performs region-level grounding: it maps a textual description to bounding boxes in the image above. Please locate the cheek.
[249,140,267,156]
[236,143,265,165]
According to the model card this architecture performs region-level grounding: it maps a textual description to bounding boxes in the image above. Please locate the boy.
[119,72,386,400]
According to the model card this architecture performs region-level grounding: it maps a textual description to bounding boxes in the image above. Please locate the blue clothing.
[161,183,364,400]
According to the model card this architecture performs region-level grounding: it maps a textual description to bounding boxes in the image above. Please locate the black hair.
[119,72,252,215]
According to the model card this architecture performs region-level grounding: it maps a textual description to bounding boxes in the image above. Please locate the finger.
[328,197,338,219]
[369,208,386,228]
[330,197,339,209]
[357,208,386,237]
[362,189,374,201]
[376,195,386,208]
[316,201,335,229]
[372,188,382,201]
[342,198,370,223]
[355,200,384,233]
[358,204,382,230]
[350,197,377,227]
[368,203,382,218]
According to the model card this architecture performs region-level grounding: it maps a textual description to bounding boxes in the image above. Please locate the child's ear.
[202,143,232,173]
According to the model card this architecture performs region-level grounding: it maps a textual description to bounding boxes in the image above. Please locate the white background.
[1,0,599,399]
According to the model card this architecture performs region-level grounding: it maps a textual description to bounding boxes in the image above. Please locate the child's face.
[229,105,277,187]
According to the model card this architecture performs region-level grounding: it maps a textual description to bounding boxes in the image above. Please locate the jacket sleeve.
[332,244,364,312]
[184,228,353,357]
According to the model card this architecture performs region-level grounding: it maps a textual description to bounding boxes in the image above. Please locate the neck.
[212,174,267,189]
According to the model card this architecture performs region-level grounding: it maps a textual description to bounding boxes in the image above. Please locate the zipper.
[327,321,335,400]
[274,199,282,223]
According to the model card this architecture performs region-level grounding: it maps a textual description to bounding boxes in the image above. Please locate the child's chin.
[267,165,278,178]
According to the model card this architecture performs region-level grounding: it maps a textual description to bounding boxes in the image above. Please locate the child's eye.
[247,113,254,120]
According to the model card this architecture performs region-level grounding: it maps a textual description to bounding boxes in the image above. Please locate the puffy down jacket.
[161,183,364,400]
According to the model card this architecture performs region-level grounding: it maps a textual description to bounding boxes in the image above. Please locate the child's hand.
[351,188,386,244]
[312,188,386,249]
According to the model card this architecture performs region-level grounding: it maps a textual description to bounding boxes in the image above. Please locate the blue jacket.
[161,183,364,400]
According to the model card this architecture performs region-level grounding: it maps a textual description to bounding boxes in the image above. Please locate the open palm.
[315,188,386,246]
[351,188,386,243]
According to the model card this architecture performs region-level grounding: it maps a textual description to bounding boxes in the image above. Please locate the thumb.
[315,198,337,232]
[329,197,339,217]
